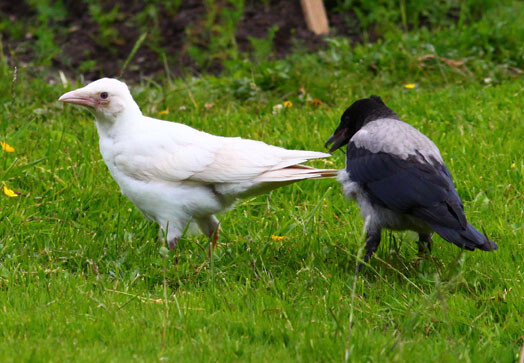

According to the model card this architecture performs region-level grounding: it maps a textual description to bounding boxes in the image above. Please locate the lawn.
[1,2,523,362]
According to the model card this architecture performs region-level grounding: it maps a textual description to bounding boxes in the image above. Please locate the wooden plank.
[300,0,329,35]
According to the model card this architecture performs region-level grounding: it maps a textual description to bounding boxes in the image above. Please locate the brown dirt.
[0,0,363,81]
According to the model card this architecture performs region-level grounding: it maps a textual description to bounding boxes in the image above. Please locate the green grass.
[1,5,524,361]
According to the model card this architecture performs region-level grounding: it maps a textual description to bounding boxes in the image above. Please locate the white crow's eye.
[100,92,108,99]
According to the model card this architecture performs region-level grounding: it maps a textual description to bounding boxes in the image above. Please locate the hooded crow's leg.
[356,228,382,272]
[364,229,382,262]
[417,233,432,256]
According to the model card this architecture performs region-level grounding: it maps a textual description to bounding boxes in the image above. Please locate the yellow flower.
[283,101,293,108]
[404,83,416,89]
[1,142,15,152]
[3,185,18,197]
[157,108,169,115]
[271,235,285,241]
[511,162,516,168]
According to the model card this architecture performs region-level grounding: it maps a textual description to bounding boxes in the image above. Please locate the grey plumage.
[326,96,497,270]
[351,118,443,164]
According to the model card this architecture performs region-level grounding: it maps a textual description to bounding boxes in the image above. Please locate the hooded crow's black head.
[325,96,399,152]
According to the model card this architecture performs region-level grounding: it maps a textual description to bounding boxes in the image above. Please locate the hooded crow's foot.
[417,233,432,256]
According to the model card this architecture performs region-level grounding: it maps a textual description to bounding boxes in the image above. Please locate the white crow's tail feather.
[257,150,337,182]
[256,166,338,182]
[271,151,331,169]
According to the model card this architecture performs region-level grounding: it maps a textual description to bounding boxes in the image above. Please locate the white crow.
[325,96,497,270]
[59,78,337,250]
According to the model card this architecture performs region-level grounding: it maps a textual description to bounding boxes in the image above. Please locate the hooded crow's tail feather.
[431,223,497,251]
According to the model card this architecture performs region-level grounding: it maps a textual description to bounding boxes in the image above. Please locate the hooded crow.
[59,78,337,251]
[325,96,497,269]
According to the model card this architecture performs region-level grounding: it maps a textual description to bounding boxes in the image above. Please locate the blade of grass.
[120,32,148,78]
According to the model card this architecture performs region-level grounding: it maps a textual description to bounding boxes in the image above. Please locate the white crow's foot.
[208,228,220,257]
[168,237,180,250]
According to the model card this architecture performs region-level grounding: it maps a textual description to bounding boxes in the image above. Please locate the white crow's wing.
[191,137,331,183]
[112,117,330,185]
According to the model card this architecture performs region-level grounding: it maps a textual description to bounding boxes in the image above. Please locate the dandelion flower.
[3,185,18,197]
[283,101,293,108]
[1,142,14,152]
[308,98,323,106]
[271,235,285,241]
[157,108,169,115]
[404,83,416,89]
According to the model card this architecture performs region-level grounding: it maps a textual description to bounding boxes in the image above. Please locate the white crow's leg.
[157,227,176,249]
[417,233,432,256]
[168,236,180,250]
[161,217,190,251]
[196,215,220,255]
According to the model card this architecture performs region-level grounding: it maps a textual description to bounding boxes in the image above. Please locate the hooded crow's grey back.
[326,96,497,270]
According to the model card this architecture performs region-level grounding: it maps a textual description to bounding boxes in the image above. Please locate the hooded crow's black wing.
[347,142,467,230]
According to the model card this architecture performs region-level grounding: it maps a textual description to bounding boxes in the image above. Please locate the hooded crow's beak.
[59,89,97,108]
[325,128,348,152]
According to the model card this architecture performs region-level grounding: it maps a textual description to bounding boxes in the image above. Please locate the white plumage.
[59,78,336,249]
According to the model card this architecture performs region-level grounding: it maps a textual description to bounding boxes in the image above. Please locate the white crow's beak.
[59,89,97,108]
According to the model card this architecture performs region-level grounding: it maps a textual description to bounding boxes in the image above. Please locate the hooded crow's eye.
[100,92,108,99]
